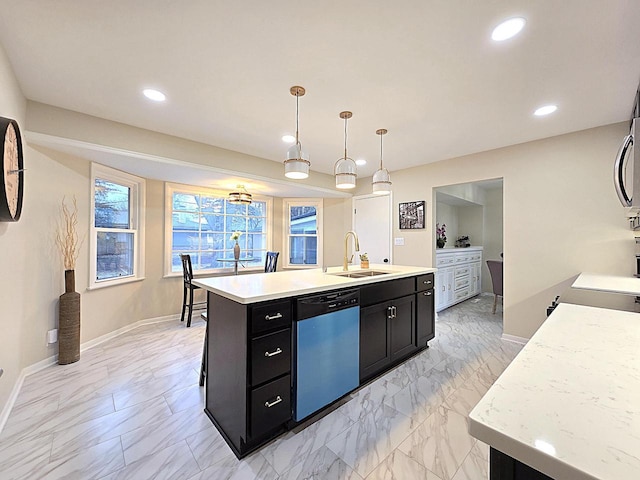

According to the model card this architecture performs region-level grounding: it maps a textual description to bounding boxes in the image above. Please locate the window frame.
[283,198,323,269]
[89,163,146,289]
[164,183,273,277]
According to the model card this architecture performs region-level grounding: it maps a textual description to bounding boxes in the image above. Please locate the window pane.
[289,235,317,265]
[202,213,224,231]
[226,201,247,215]
[201,196,224,214]
[225,215,247,232]
[97,232,134,280]
[247,216,264,233]
[172,231,200,250]
[172,193,198,212]
[172,212,200,231]
[95,179,130,229]
[290,206,316,234]
[248,201,266,217]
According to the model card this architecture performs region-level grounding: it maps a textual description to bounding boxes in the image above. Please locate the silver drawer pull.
[264,396,282,408]
[423,280,432,284]
[264,348,283,357]
[423,291,432,296]
[264,313,283,321]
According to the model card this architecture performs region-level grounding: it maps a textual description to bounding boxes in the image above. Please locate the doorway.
[352,194,392,265]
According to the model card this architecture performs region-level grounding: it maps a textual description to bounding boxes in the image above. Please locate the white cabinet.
[435,248,482,312]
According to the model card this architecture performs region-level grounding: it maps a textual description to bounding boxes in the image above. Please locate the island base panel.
[490,448,554,480]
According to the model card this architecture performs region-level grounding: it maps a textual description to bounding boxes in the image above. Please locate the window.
[90,164,145,288]
[165,183,271,275]
[284,199,323,268]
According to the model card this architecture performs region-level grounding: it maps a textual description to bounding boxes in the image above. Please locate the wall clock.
[0,116,24,222]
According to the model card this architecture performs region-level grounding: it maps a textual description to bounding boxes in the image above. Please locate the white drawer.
[454,253,470,263]
[455,265,471,277]
[469,253,482,262]
[455,276,470,290]
[454,287,470,301]
[436,255,455,267]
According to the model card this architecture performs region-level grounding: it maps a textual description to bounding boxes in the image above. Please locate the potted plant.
[359,253,369,269]
[436,223,447,248]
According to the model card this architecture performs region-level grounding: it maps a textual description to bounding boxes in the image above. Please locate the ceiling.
[1,1,640,189]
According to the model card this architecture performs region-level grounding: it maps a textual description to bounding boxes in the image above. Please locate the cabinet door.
[445,268,455,305]
[416,289,434,347]
[360,302,391,381]
[435,270,446,311]
[472,261,482,295]
[389,295,416,362]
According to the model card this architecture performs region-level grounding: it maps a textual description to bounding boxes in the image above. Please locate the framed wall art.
[399,200,425,229]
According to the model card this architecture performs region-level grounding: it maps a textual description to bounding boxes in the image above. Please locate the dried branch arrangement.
[55,196,84,270]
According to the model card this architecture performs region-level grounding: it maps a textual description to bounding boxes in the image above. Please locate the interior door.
[353,194,392,264]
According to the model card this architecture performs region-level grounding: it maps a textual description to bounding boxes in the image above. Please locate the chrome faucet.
[343,231,360,271]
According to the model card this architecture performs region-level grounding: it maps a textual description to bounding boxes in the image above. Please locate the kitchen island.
[193,264,436,458]
[468,303,640,480]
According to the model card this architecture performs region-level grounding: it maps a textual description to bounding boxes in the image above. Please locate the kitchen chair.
[180,254,206,327]
[265,251,279,273]
[200,311,208,386]
[486,260,503,314]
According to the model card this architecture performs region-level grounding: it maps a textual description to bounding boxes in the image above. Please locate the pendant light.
[372,128,392,195]
[228,184,252,205]
[334,111,357,189]
[284,86,310,179]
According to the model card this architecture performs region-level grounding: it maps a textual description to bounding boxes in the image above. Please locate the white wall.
[356,122,635,339]
[457,205,483,247]
[482,188,504,292]
[0,41,27,421]
[435,202,458,246]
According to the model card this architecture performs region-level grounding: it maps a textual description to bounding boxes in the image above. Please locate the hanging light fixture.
[372,128,392,195]
[228,184,252,205]
[284,86,310,179]
[334,111,357,189]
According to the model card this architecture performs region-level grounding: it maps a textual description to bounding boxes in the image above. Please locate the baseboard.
[0,310,196,436]
[501,333,528,345]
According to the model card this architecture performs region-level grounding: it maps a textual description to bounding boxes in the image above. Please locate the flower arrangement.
[230,231,242,242]
[436,223,447,248]
[55,196,85,270]
[359,253,368,261]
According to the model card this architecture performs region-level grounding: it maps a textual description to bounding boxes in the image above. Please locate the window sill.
[87,276,145,291]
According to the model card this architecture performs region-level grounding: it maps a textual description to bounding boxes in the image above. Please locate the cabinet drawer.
[251,329,291,386]
[360,277,415,307]
[416,273,434,292]
[454,287,470,301]
[455,277,470,290]
[454,253,470,264]
[455,265,471,277]
[250,374,291,438]
[436,255,455,267]
[251,300,291,334]
[469,253,482,262]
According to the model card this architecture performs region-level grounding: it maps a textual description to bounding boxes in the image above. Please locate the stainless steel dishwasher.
[294,288,360,421]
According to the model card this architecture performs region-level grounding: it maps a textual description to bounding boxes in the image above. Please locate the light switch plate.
[47,329,58,345]
[394,237,405,246]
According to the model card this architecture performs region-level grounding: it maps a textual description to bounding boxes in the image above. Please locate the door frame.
[352,193,394,265]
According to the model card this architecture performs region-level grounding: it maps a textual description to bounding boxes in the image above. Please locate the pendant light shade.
[284,86,310,179]
[334,111,357,189]
[372,128,392,195]
[228,184,252,205]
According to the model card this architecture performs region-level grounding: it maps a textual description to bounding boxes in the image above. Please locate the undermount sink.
[329,270,391,278]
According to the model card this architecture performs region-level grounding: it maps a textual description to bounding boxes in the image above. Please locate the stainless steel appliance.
[614,117,640,213]
[294,289,359,421]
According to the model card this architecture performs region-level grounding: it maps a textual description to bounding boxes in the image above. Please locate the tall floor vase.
[59,269,80,365]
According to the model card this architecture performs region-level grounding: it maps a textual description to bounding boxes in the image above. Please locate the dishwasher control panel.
[297,289,360,321]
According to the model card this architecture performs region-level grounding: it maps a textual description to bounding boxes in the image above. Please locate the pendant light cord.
[379,132,384,169]
[295,92,300,146]
[344,116,348,159]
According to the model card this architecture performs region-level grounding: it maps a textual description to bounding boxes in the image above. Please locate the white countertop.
[435,246,483,254]
[572,272,640,296]
[192,264,436,304]
[468,303,640,480]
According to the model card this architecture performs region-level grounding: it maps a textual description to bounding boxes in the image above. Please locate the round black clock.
[0,116,24,222]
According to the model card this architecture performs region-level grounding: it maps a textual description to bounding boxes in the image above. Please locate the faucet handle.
[348,254,354,264]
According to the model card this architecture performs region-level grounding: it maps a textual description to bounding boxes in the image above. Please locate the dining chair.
[486,260,503,314]
[264,251,279,273]
[179,254,206,327]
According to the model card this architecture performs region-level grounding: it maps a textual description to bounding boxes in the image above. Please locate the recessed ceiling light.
[491,17,526,41]
[355,159,367,166]
[282,134,296,143]
[143,89,166,102]
[534,104,558,116]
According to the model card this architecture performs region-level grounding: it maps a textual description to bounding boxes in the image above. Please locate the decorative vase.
[360,260,370,269]
[436,239,446,249]
[58,269,80,365]
[234,241,240,260]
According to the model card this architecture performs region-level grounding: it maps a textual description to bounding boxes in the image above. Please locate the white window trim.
[89,163,146,290]
[164,182,273,277]
[283,198,323,269]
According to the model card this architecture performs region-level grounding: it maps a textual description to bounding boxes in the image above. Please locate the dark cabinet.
[205,293,292,459]
[360,294,416,381]
[416,273,435,347]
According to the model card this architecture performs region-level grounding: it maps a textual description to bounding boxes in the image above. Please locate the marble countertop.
[572,272,640,296]
[469,303,640,480]
[435,246,483,253]
[192,264,436,304]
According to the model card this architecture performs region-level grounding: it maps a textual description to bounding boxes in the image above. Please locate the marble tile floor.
[0,294,523,480]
